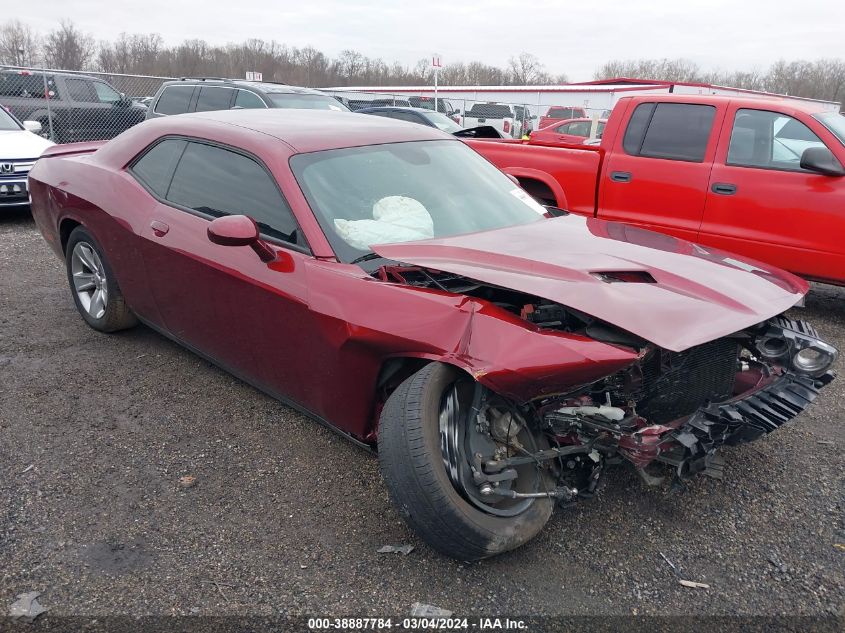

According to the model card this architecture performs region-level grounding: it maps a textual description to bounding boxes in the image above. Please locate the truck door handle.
[150,220,170,237]
[610,171,632,183]
[711,183,737,195]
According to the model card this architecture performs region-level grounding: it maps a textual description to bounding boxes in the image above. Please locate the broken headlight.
[754,317,838,377]
[792,343,838,376]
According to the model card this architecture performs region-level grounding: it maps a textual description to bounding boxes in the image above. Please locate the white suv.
[0,106,53,209]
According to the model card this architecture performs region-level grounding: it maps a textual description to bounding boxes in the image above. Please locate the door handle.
[150,220,170,237]
[610,171,632,183]
[711,183,737,195]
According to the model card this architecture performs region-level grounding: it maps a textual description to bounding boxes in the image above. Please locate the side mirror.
[800,147,845,176]
[23,120,42,134]
[207,215,276,262]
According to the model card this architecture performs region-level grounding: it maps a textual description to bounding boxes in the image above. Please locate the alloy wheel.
[71,242,108,319]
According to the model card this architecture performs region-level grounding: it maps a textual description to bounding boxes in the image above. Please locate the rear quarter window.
[154,85,195,115]
[129,139,187,197]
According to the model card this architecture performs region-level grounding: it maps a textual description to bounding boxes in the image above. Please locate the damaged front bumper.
[545,316,836,485]
[658,369,835,478]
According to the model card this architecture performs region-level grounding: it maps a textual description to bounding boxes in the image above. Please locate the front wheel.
[378,363,553,561]
[65,226,138,333]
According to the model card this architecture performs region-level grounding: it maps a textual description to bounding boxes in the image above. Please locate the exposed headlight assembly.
[792,341,838,376]
[754,317,838,377]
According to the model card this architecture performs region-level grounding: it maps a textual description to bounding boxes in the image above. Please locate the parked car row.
[25,104,838,561]
[1,66,599,146]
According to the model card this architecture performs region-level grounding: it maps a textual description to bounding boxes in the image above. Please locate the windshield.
[814,112,845,146]
[267,93,350,111]
[0,106,22,131]
[291,140,545,263]
[421,111,462,133]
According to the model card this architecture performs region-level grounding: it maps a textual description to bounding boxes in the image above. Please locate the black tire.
[65,226,138,333]
[378,362,553,561]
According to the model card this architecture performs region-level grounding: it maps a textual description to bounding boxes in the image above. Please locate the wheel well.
[59,219,82,254]
[376,357,431,396]
[516,178,557,207]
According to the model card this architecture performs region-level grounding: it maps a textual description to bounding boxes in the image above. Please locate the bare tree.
[464,61,506,85]
[594,58,702,83]
[507,52,548,84]
[0,19,41,66]
[42,20,94,70]
[334,49,366,82]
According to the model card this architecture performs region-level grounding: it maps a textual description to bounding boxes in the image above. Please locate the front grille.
[0,159,36,180]
[635,338,739,424]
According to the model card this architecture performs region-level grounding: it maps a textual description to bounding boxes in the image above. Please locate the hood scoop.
[591,270,656,284]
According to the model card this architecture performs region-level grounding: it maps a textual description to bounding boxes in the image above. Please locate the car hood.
[0,130,54,159]
[373,215,808,352]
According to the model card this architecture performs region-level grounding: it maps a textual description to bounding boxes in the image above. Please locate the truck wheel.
[378,362,553,561]
[65,226,137,333]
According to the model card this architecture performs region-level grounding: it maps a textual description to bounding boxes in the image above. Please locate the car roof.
[186,108,451,152]
[159,79,327,96]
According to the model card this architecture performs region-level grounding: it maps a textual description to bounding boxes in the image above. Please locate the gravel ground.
[1,209,843,620]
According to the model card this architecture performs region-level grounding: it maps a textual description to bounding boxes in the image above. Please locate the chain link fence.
[0,65,169,143]
[1,64,609,145]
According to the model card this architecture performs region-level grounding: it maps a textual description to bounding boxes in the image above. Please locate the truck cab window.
[623,103,715,162]
[728,109,827,172]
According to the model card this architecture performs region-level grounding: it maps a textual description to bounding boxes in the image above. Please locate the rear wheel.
[378,362,553,561]
[65,226,137,332]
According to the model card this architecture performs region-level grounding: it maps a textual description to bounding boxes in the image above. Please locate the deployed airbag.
[335,196,434,251]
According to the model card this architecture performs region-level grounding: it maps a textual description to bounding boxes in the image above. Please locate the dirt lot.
[1,209,844,621]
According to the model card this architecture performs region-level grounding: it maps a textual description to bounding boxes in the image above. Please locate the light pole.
[432,54,442,113]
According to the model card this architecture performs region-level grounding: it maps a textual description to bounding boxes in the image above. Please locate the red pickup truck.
[468,94,845,285]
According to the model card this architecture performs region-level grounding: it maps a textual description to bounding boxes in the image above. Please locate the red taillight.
[503,120,511,133]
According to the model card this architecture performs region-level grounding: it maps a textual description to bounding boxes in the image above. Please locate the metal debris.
[20,464,34,474]
[659,551,677,573]
[378,544,415,555]
[178,475,197,489]
[410,603,453,617]
[817,440,834,446]
[9,591,48,620]
[679,580,710,589]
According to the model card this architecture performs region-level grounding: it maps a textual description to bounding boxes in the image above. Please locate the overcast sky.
[21,0,845,81]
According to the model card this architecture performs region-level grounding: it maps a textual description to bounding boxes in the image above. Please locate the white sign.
[245,71,263,81]
[432,54,442,68]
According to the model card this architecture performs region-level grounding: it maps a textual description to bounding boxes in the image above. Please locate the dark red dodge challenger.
[28,110,837,560]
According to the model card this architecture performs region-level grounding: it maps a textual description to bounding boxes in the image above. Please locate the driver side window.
[727,108,827,172]
[166,141,300,245]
